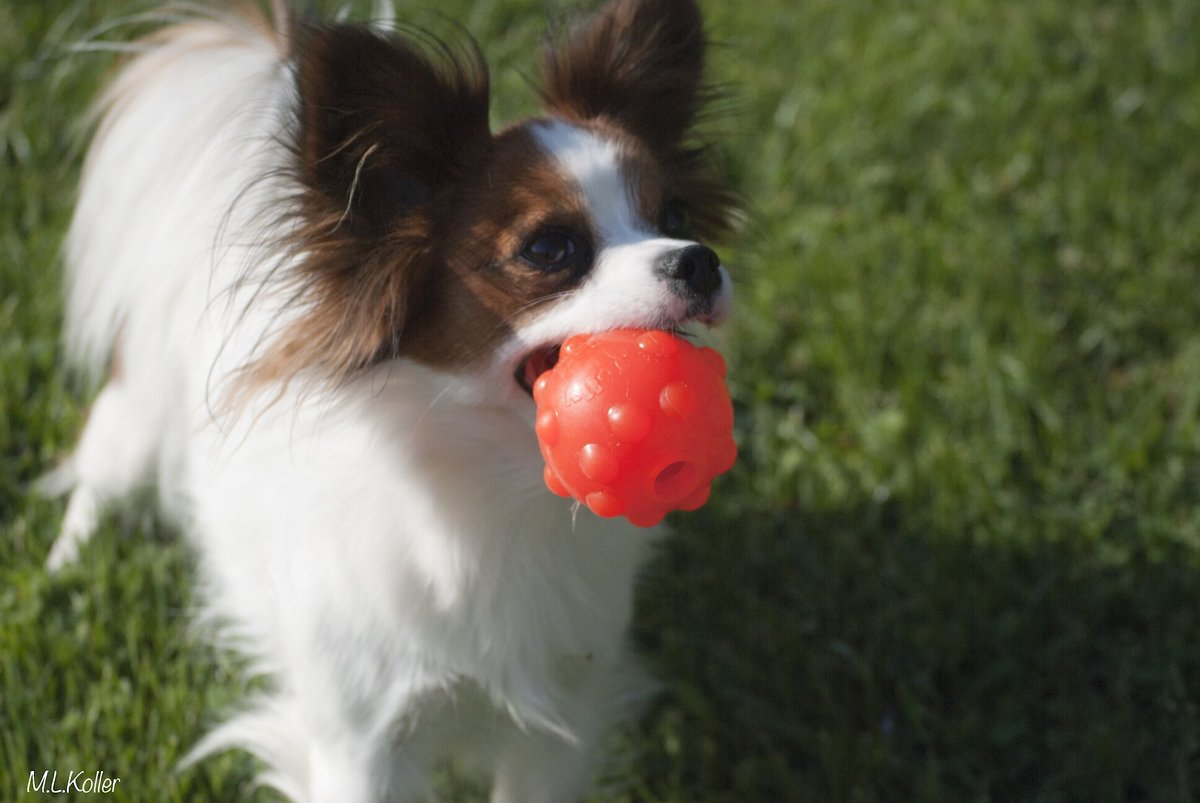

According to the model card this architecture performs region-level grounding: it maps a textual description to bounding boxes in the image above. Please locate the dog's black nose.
[656,244,723,300]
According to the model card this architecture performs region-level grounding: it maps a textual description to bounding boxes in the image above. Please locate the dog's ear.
[234,24,491,401]
[295,23,490,235]
[539,0,707,152]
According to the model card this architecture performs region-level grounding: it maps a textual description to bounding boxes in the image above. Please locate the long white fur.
[52,7,727,802]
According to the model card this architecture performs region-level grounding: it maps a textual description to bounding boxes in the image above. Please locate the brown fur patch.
[401,125,597,367]
[232,20,492,400]
[540,0,706,150]
[539,0,737,241]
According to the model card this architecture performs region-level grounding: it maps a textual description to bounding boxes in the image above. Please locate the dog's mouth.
[514,326,698,397]
[515,343,562,396]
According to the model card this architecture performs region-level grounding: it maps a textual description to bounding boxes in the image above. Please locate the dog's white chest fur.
[184,373,652,800]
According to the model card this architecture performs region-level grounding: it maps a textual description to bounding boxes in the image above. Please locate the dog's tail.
[62,2,293,388]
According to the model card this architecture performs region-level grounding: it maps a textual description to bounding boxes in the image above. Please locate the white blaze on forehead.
[532,121,646,243]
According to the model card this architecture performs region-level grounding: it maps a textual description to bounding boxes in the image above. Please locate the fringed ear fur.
[540,0,737,242]
[234,22,492,400]
[539,0,708,153]
[295,23,491,234]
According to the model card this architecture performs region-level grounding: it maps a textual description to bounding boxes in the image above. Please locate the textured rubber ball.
[533,329,737,527]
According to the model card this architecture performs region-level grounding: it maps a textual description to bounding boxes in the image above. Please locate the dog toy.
[533,329,737,527]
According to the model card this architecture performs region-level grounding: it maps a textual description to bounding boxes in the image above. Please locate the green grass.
[5,0,1200,800]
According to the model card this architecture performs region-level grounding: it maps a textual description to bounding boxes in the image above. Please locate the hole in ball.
[653,461,702,502]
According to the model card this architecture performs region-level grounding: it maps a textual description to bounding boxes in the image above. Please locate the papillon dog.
[47,0,735,799]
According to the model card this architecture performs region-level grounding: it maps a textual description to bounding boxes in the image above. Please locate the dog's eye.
[660,203,690,238]
[520,229,582,271]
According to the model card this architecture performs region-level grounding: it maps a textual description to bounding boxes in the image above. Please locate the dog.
[47,0,734,799]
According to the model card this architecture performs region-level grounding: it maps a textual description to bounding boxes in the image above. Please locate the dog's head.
[248,0,735,403]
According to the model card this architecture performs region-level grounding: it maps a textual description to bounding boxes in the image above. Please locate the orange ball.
[533,329,737,527]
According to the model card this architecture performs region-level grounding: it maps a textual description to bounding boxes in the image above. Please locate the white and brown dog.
[47,0,735,799]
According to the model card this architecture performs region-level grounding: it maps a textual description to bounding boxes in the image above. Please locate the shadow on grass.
[633,497,1200,802]
[10,494,1200,802]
